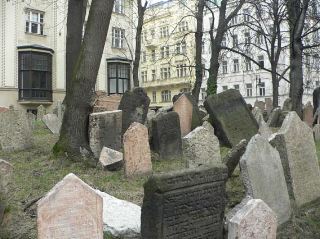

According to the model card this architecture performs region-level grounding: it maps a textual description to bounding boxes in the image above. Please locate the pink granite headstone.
[173,94,193,137]
[303,101,314,127]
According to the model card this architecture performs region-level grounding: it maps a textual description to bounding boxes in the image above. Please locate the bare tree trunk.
[271,66,279,108]
[132,0,147,87]
[207,43,220,95]
[192,0,205,103]
[54,0,115,159]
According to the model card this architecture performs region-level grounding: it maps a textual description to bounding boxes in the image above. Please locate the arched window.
[161,90,171,102]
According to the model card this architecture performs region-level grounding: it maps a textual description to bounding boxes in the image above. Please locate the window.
[25,10,44,35]
[201,88,207,100]
[113,0,125,14]
[232,35,238,48]
[141,70,147,82]
[256,32,263,45]
[231,15,238,25]
[108,62,130,94]
[160,26,169,38]
[244,32,251,45]
[246,83,252,97]
[258,55,264,69]
[243,8,250,22]
[222,60,228,74]
[151,49,156,62]
[177,64,187,77]
[180,88,190,93]
[259,82,265,96]
[233,59,239,72]
[161,90,171,102]
[179,21,188,32]
[141,51,146,62]
[18,51,52,101]
[234,84,239,90]
[244,57,252,71]
[112,27,125,48]
[152,69,156,81]
[202,63,206,77]
[202,41,206,53]
[161,46,170,58]
[221,37,227,47]
[141,31,147,42]
[222,86,228,91]
[160,67,171,79]
[176,41,187,54]
[152,91,157,102]
[150,29,155,39]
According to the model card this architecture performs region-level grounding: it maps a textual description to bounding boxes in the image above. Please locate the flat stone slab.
[42,113,62,134]
[99,147,123,171]
[141,165,228,239]
[89,110,122,158]
[269,111,320,207]
[37,173,103,239]
[228,199,277,239]
[183,121,221,168]
[240,134,291,224]
[204,89,258,147]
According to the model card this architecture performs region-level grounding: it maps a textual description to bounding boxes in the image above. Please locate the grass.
[0,122,319,238]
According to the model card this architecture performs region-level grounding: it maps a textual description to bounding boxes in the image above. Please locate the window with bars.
[112,27,125,48]
[25,10,44,35]
[152,91,157,102]
[108,62,130,94]
[161,90,171,102]
[244,32,251,45]
[244,57,252,71]
[259,82,265,96]
[152,69,156,81]
[232,35,238,48]
[258,55,264,69]
[243,8,250,22]
[151,49,156,62]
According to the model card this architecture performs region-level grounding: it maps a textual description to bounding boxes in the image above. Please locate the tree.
[132,0,148,87]
[54,0,115,159]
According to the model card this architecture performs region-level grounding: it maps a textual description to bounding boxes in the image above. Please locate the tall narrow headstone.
[204,89,258,147]
[37,173,103,239]
[269,111,320,207]
[89,110,122,158]
[37,105,46,120]
[240,134,291,224]
[227,199,277,239]
[42,113,62,134]
[141,165,228,239]
[303,101,314,127]
[123,122,152,177]
[265,98,273,115]
[313,124,320,141]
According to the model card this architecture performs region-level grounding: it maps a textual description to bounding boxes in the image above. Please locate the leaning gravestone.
[227,199,277,239]
[123,122,152,178]
[303,101,313,127]
[118,87,150,136]
[267,107,282,127]
[99,147,123,171]
[204,89,258,147]
[252,107,273,139]
[42,113,62,134]
[151,112,182,160]
[0,159,13,224]
[183,121,221,168]
[37,173,103,239]
[141,165,228,239]
[240,134,291,224]
[89,110,122,158]
[269,111,320,207]
[313,124,320,141]
[37,105,46,120]
[0,110,33,151]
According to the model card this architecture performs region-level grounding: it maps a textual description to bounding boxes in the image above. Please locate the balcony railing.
[19,88,53,101]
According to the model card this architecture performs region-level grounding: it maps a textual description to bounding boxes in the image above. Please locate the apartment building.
[0,0,135,112]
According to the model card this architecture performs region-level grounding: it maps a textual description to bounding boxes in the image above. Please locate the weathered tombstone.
[183,122,221,168]
[141,165,228,239]
[204,89,259,147]
[0,159,13,224]
[254,100,265,112]
[282,98,292,111]
[89,110,122,158]
[313,124,320,141]
[222,139,247,177]
[173,93,201,137]
[57,101,65,121]
[240,134,291,224]
[37,173,103,239]
[99,147,123,171]
[93,93,122,113]
[123,122,152,177]
[313,87,320,124]
[227,199,277,239]
[265,98,273,115]
[269,111,320,207]
[267,107,281,127]
[303,101,314,127]
[27,111,36,130]
[0,110,33,151]
[37,105,46,120]
[42,113,62,134]
[252,107,273,139]
[151,112,182,160]
[118,87,150,136]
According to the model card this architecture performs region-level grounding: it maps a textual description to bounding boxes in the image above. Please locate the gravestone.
[37,105,46,120]
[269,111,320,207]
[118,87,150,136]
[183,122,221,168]
[240,134,291,224]
[27,111,36,130]
[0,110,33,151]
[151,112,182,160]
[313,124,320,141]
[42,113,62,134]
[89,110,122,158]
[313,87,320,124]
[53,101,65,121]
[173,93,201,137]
[99,147,123,171]
[265,98,273,115]
[228,199,277,239]
[93,93,122,113]
[123,122,152,177]
[303,101,313,127]
[0,159,13,224]
[254,100,265,112]
[282,98,292,111]
[222,139,247,177]
[204,89,258,147]
[252,107,273,139]
[141,165,228,239]
[37,173,103,239]
[267,107,281,127]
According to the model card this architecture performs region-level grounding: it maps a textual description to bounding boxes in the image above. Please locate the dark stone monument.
[118,87,150,135]
[204,89,259,147]
[151,112,182,160]
[141,165,228,239]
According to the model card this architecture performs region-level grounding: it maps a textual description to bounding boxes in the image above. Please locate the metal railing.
[18,88,52,101]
